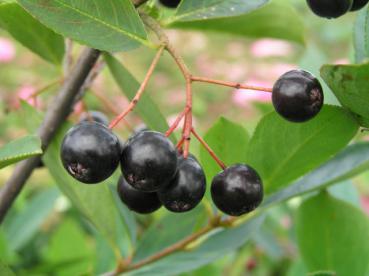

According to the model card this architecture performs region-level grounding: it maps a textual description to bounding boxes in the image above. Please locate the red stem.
[191,128,226,170]
[165,107,189,137]
[191,76,273,93]
[109,46,165,129]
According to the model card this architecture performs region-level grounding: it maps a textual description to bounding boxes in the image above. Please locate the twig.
[0,48,100,224]
[191,128,226,170]
[165,107,189,137]
[108,46,165,129]
[191,76,273,93]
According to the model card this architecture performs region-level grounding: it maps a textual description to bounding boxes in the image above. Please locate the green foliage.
[321,62,369,127]
[0,261,15,276]
[247,105,359,194]
[172,0,269,21]
[199,117,249,193]
[170,2,305,45]
[296,192,369,276]
[0,135,42,169]
[4,188,59,251]
[354,6,369,63]
[263,142,369,209]
[0,2,64,64]
[105,54,171,135]
[16,0,149,52]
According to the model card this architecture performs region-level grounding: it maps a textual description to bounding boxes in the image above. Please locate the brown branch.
[108,46,165,129]
[191,76,273,93]
[0,48,100,224]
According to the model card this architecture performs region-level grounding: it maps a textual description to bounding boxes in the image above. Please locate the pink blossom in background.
[232,79,272,107]
[361,196,369,216]
[250,39,293,58]
[15,85,39,108]
[334,58,349,65]
[0,37,15,63]
[72,101,84,114]
[267,63,298,78]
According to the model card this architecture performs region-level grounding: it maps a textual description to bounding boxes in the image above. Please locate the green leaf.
[296,192,369,276]
[4,188,59,251]
[0,2,64,64]
[0,261,15,276]
[0,135,42,169]
[247,105,358,194]
[104,54,171,136]
[354,6,369,63]
[172,0,269,22]
[321,62,369,127]
[200,117,249,190]
[263,142,369,209]
[127,216,264,276]
[16,0,149,52]
[133,207,206,263]
[169,2,304,45]
[43,219,92,276]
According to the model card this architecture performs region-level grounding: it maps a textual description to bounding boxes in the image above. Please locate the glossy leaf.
[0,2,64,64]
[296,192,369,276]
[127,215,264,276]
[247,105,358,193]
[104,54,171,135]
[321,62,369,127]
[199,117,249,193]
[172,0,269,22]
[133,207,206,263]
[0,135,42,169]
[169,2,304,45]
[17,0,149,52]
[263,142,369,209]
[4,188,59,251]
[354,6,369,63]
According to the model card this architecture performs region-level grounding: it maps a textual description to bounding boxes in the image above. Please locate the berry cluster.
[60,69,323,217]
[307,0,369,18]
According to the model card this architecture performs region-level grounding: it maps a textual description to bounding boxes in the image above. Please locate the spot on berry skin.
[169,201,191,212]
[68,163,89,179]
[310,88,323,111]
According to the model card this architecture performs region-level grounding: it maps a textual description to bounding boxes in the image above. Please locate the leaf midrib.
[34,0,148,46]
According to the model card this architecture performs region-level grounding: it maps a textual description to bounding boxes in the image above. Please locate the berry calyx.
[117,176,162,214]
[158,156,206,213]
[120,131,178,192]
[211,164,263,216]
[60,121,121,184]
[306,0,353,18]
[272,70,324,123]
[350,0,369,10]
[79,110,109,126]
[159,0,181,8]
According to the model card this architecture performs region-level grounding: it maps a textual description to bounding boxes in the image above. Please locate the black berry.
[272,70,323,123]
[159,0,181,8]
[60,122,121,184]
[211,164,263,216]
[120,131,178,192]
[117,176,161,214]
[158,156,206,213]
[350,0,369,10]
[79,110,109,126]
[306,0,353,18]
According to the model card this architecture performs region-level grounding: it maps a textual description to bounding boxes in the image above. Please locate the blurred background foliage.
[0,0,368,275]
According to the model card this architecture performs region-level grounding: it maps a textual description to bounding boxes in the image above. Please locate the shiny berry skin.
[211,164,263,217]
[158,156,206,213]
[60,122,121,184]
[79,110,109,126]
[272,70,324,123]
[306,0,352,18]
[350,0,369,10]
[117,176,161,214]
[159,0,181,8]
[120,131,178,192]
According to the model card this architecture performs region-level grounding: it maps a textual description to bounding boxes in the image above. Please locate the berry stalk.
[108,46,165,129]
